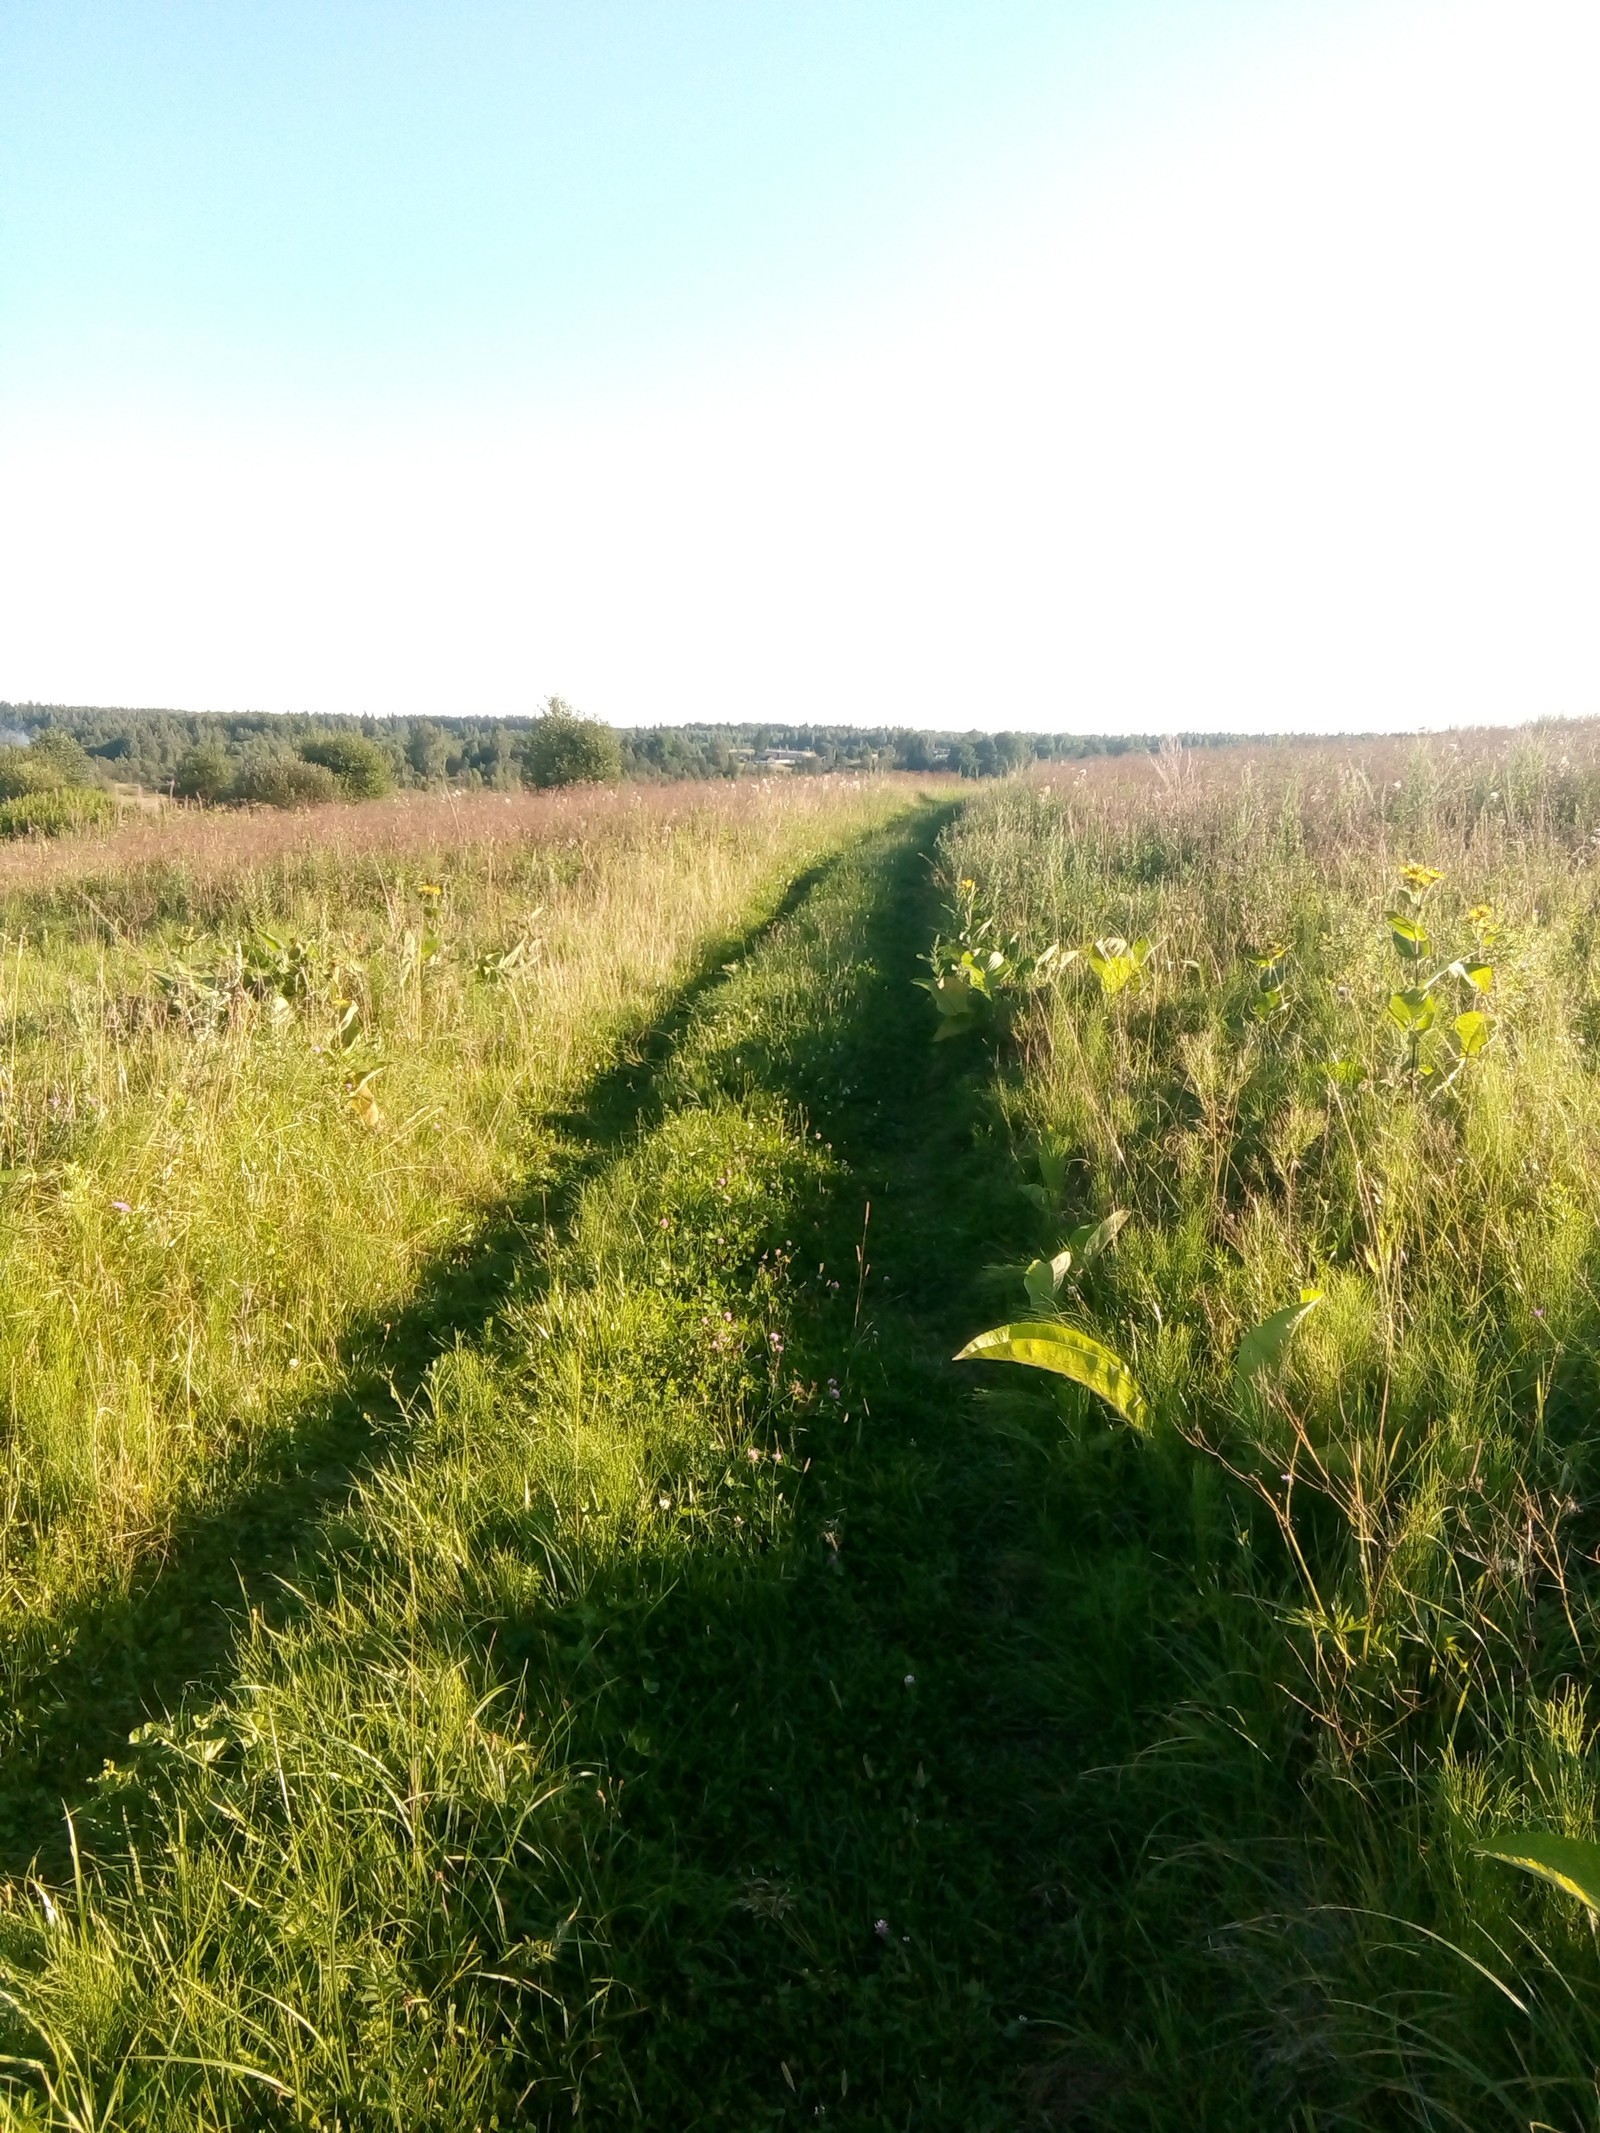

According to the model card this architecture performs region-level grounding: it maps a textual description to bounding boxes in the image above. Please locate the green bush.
[0,729,97,802]
[172,744,237,805]
[27,728,96,785]
[234,756,342,809]
[520,699,623,789]
[0,754,57,802]
[297,735,395,800]
[0,786,118,839]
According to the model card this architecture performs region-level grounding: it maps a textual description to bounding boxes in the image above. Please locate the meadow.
[0,737,1598,2127]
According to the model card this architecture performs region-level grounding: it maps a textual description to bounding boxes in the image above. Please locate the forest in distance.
[0,699,1248,794]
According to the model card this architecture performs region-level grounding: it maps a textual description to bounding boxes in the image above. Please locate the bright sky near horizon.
[1,1,1596,734]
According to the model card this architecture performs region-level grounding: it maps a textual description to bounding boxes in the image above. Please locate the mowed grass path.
[0,805,1098,2128]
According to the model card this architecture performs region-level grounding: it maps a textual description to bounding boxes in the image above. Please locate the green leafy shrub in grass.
[0,731,97,800]
[520,698,623,789]
[233,753,341,808]
[0,729,105,826]
[916,870,1068,1038]
[1378,860,1498,1085]
[171,742,236,803]
[0,786,117,838]
[296,733,396,799]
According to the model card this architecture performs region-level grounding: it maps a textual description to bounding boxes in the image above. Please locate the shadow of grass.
[0,854,845,1871]
[445,805,1104,2124]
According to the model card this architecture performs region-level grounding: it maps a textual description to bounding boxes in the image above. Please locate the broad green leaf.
[1234,1289,1324,1388]
[1478,1832,1600,1914]
[929,977,977,1019]
[1386,912,1430,959]
[1067,1209,1130,1265]
[957,951,992,997]
[926,974,982,1038]
[1019,1181,1054,1211]
[1454,1009,1492,1057]
[1462,961,1493,993]
[1326,1056,1367,1087]
[1086,936,1153,998]
[1246,940,1288,971]
[1250,985,1285,1022]
[955,1321,1148,1428]
[1038,1144,1070,1195]
[1087,937,1133,995]
[1023,1252,1072,1311]
[1387,988,1437,1034]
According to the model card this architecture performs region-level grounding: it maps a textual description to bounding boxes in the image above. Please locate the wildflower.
[658,1493,672,1510]
[110,1199,132,1214]
[874,1918,890,1939]
[768,1331,784,1353]
[904,1673,915,1688]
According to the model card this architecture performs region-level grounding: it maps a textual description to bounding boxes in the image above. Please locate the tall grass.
[0,801,1009,2130]
[0,778,911,1739]
[938,725,1600,2124]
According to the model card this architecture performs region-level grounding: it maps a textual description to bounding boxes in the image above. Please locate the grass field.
[1,739,1600,2126]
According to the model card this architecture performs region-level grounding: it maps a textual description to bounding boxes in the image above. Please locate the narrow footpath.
[548,807,1096,2125]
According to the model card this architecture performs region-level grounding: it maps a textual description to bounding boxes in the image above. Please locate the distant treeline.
[0,703,1246,793]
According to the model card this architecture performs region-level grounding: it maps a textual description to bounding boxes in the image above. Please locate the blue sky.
[2,1,1596,730]
[1,1,1313,408]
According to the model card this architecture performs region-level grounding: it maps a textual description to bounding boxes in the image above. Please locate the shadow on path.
[484,807,1100,2127]
[0,853,843,1871]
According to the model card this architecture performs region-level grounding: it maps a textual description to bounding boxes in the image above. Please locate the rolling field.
[1,738,1600,2127]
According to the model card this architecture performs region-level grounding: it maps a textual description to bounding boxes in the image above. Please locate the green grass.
[0,799,1102,2127]
[9,732,1600,2127]
[0,789,118,840]
[0,780,909,1850]
[930,732,1600,2127]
